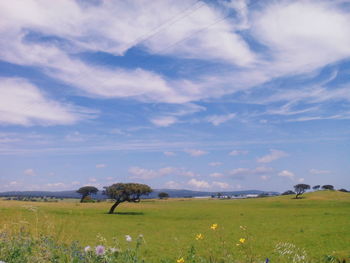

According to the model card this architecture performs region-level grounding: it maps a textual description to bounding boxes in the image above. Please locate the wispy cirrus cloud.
[184,149,208,157]
[0,78,95,126]
[257,149,288,163]
[229,166,274,180]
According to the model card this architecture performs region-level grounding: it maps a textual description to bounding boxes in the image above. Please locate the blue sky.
[0,0,349,192]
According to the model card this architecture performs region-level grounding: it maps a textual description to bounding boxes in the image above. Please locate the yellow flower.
[239,238,246,244]
[195,233,204,240]
[177,257,185,263]
[210,223,218,230]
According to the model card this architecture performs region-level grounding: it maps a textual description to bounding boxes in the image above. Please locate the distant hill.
[0,189,279,199]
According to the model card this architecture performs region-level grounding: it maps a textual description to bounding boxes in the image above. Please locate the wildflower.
[239,238,245,244]
[210,223,218,230]
[265,258,270,263]
[84,246,91,253]
[195,233,204,240]
[95,245,105,256]
[125,235,132,242]
[177,257,185,263]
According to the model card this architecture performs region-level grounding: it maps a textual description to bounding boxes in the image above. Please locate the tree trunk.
[108,201,121,214]
[80,194,87,203]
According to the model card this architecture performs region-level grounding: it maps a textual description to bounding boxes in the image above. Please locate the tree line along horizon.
[76,183,349,214]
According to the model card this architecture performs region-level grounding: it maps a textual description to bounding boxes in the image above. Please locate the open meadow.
[1,190,349,262]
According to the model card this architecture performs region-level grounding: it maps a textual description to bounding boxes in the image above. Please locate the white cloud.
[209,172,224,178]
[71,181,80,186]
[184,149,208,157]
[212,181,230,189]
[309,169,331,175]
[88,178,97,183]
[96,164,106,168]
[229,150,248,156]
[229,166,273,179]
[187,178,210,189]
[208,162,222,167]
[260,175,270,181]
[0,78,94,126]
[252,1,350,75]
[24,168,36,176]
[278,170,295,178]
[298,178,305,183]
[129,166,177,180]
[257,149,288,163]
[206,113,236,126]
[151,116,178,127]
[0,0,258,106]
[164,180,181,189]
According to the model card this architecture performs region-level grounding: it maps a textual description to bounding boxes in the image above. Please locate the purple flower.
[265,258,269,263]
[95,245,105,256]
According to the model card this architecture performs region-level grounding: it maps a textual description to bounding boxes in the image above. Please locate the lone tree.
[158,192,169,199]
[103,183,152,214]
[294,184,310,199]
[338,188,348,192]
[312,185,320,191]
[77,186,98,203]
[322,185,334,190]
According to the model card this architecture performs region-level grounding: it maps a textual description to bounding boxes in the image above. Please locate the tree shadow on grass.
[107,212,144,215]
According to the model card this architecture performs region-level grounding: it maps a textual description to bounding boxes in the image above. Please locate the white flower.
[125,235,132,242]
[84,246,91,253]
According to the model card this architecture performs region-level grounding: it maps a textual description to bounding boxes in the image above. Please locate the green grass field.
[1,191,349,262]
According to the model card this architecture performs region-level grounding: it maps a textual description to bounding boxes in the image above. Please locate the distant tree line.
[281,184,348,199]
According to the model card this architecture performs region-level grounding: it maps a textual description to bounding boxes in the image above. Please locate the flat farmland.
[0,191,349,262]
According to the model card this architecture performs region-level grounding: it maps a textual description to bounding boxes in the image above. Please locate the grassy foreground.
[0,191,349,262]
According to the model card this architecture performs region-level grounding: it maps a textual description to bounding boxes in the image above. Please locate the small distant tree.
[103,183,152,214]
[77,186,98,203]
[158,192,169,199]
[217,192,222,198]
[294,184,310,199]
[312,185,320,191]
[282,190,296,195]
[322,185,334,190]
[338,188,348,193]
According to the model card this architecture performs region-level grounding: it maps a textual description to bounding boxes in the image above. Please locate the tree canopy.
[103,183,152,214]
[158,192,169,199]
[76,186,98,203]
[282,190,296,195]
[322,185,334,190]
[294,184,310,199]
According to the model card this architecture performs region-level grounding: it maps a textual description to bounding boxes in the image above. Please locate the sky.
[0,0,349,193]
